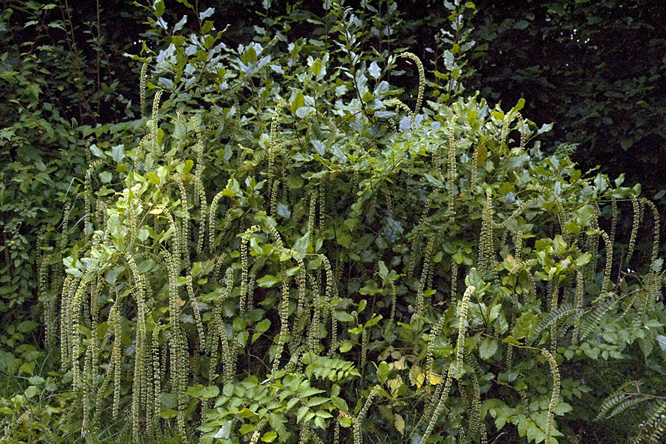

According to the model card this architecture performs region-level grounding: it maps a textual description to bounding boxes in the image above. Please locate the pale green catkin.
[479,188,494,275]
[89,275,101,388]
[519,117,528,151]
[321,254,335,317]
[270,178,279,217]
[572,270,584,344]
[610,198,617,247]
[240,225,260,311]
[640,198,660,269]
[415,238,436,318]
[191,175,208,257]
[124,253,148,442]
[152,90,163,156]
[269,100,285,171]
[505,341,514,372]
[598,230,612,292]
[451,260,459,299]
[360,327,369,371]
[541,348,561,444]
[584,229,599,289]
[250,418,269,444]
[425,313,447,375]
[209,267,234,383]
[353,386,381,444]
[69,270,93,391]
[455,286,476,374]
[333,417,341,444]
[218,318,235,385]
[173,175,190,260]
[469,367,484,441]
[282,249,306,320]
[151,325,162,435]
[139,58,151,118]
[388,280,397,328]
[548,280,559,354]
[110,301,121,419]
[186,276,206,353]
[420,363,454,444]
[38,240,57,348]
[420,378,444,428]
[319,182,326,233]
[192,116,205,180]
[626,196,640,266]
[447,114,459,222]
[164,252,187,440]
[271,278,291,378]
[58,275,78,368]
[84,161,101,235]
[385,98,413,122]
[329,298,339,356]
[163,208,183,262]
[307,273,321,354]
[399,52,425,121]
[308,190,317,235]
[471,142,482,189]
[208,191,225,250]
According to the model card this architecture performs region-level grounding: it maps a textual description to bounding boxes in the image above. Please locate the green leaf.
[290,91,305,113]
[257,274,281,288]
[306,397,329,407]
[297,406,310,423]
[24,385,40,399]
[310,58,322,76]
[512,311,539,340]
[237,408,259,420]
[241,46,257,65]
[261,431,277,442]
[513,20,530,30]
[146,172,160,185]
[99,171,112,183]
[657,335,666,352]
[514,97,526,111]
[334,311,354,322]
[17,321,39,333]
[368,61,381,79]
[154,0,165,17]
[90,144,105,158]
[479,337,498,360]
[214,420,233,439]
[160,409,177,419]
[293,231,311,256]
[223,177,240,197]
[111,144,125,162]
[104,266,125,285]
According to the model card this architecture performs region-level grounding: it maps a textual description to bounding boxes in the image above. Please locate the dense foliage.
[467,0,666,202]
[1,1,665,443]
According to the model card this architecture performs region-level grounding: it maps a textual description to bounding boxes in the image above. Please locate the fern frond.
[529,303,575,344]
[633,400,666,444]
[607,396,651,420]
[302,353,360,382]
[596,380,640,421]
[578,298,619,341]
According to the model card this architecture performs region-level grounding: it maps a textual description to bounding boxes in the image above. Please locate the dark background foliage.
[467,0,666,195]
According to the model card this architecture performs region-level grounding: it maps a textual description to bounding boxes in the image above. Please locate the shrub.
[8,1,666,443]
